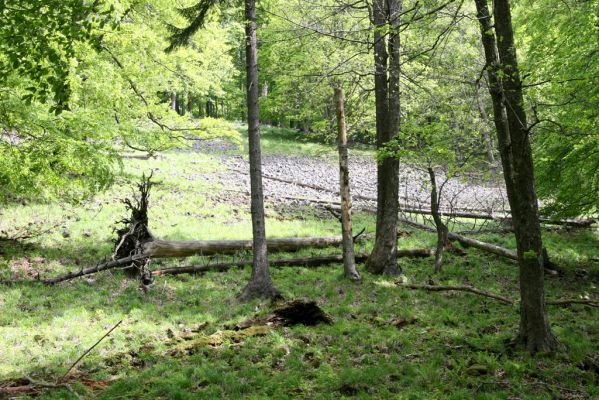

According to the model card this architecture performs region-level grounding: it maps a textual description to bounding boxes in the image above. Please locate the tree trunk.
[335,87,360,281]
[428,167,448,273]
[239,0,280,301]
[171,91,177,111]
[366,0,402,276]
[475,84,496,164]
[474,0,558,353]
[179,92,186,116]
[188,94,194,118]
[142,236,363,257]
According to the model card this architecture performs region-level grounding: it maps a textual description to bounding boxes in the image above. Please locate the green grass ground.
[0,128,597,399]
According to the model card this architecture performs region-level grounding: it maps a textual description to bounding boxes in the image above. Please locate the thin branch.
[62,320,124,380]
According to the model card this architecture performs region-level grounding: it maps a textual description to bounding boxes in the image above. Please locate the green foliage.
[0,0,241,203]
[0,77,119,202]
[0,0,112,111]
[517,0,599,217]
[258,0,375,142]
[380,120,456,166]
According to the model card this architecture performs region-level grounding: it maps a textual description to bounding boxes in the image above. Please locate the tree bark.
[188,94,194,118]
[171,91,177,111]
[239,0,280,301]
[142,236,363,257]
[474,0,557,352]
[367,0,402,276]
[475,84,496,164]
[335,87,361,281]
[428,167,449,273]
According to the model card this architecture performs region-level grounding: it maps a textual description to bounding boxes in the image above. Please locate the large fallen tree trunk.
[29,235,369,284]
[142,235,366,258]
[152,249,434,276]
[29,246,432,284]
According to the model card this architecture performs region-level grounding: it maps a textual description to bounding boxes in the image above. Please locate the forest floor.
[0,127,597,399]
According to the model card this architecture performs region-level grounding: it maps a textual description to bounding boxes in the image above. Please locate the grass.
[0,130,597,399]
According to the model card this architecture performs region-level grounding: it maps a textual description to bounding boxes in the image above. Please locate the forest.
[0,0,597,398]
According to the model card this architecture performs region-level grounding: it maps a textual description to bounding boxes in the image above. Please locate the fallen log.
[142,236,364,258]
[396,218,518,260]
[545,299,599,308]
[405,219,559,271]
[152,249,434,276]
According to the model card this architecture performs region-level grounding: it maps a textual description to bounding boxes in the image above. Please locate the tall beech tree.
[474,0,558,352]
[238,0,280,300]
[168,0,280,300]
[366,0,402,276]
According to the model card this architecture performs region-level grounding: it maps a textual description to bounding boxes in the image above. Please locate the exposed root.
[112,173,154,278]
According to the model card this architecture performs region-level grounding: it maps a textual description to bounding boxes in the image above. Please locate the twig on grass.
[62,320,123,380]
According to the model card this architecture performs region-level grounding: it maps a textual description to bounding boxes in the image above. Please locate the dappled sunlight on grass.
[0,135,597,399]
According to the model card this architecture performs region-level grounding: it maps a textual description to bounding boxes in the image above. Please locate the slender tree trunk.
[366,0,402,276]
[188,94,194,118]
[171,91,177,111]
[335,87,361,281]
[238,0,280,301]
[474,0,558,353]
[428,167,448,273]
[475,85,496,164]
[180,92,186,116]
